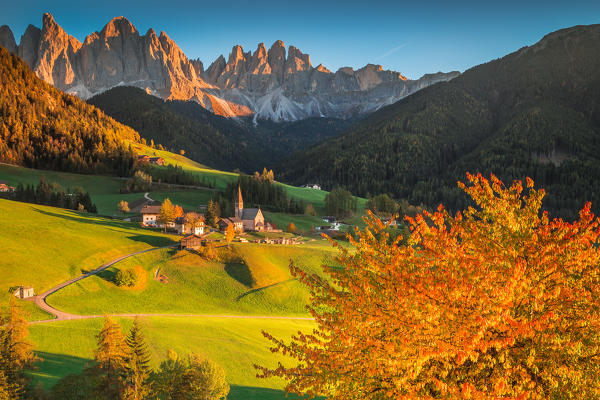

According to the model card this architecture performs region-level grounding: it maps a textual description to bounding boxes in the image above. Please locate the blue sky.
[3,0,600,79]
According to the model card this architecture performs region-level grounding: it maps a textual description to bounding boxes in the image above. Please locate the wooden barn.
[180,234,205,249]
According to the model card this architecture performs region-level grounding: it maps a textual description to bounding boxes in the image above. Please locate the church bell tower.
[235,185,243,219]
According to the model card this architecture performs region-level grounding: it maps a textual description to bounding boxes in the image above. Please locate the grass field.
[47,242,335,317]
[0,199,176,295]
[28,316,316,400]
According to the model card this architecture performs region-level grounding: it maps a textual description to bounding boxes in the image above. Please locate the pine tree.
[94,316,128,399]
[124,318,151,400]
[0,297,35,398]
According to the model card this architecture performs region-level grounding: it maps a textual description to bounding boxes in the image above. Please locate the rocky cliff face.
[1,14,459,121]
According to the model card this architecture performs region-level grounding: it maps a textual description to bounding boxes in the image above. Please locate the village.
[139,186,301,250]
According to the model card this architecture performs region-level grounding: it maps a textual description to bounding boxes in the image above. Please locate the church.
[235,186,265,231]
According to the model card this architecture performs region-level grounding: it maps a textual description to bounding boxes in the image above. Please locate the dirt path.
[34,245,177,321]
[32,244,313,325]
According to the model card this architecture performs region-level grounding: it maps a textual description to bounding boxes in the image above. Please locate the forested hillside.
[88,86,256,171]
[279,24,600,219]
[0,47,139,175]
[88,87,352,171]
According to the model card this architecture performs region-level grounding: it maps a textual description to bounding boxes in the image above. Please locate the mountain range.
[0,13,459,122]
[279,24,600,219]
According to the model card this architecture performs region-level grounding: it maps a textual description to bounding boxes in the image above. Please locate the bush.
[114,268,139,287]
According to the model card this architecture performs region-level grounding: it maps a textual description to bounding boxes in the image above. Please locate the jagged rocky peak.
[100,16,138,38]
[2,13,459,121]
[315,63,331,73]
[18,25,41,67]
[0,25,17,53]
[190,58,204,74]
[206,54,226,83]
[286,45,311,73]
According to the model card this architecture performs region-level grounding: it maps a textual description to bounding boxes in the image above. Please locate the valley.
[1,4,599,398]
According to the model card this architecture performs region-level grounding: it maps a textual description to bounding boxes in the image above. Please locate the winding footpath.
[31,245,313,324]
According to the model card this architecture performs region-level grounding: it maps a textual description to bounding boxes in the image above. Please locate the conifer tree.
[94,316,128,399]
[124,318,151,400]
[0,297,35,398]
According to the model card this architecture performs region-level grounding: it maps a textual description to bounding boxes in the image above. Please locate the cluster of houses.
[140,186,284,238]
[137,155,165,166]
[0,180,15,192]
[301,183,322,190]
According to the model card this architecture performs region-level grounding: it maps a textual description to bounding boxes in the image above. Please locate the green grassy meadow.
[0,199,176,294]
[47,242,335,316]
[28,316,315,400]
[0,155,364,398]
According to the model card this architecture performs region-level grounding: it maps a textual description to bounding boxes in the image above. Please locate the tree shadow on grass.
[32,208,175,247]
[229,385,320,400]
[28,351,92,390]
[96,268,117,284]
[225,262,255,288]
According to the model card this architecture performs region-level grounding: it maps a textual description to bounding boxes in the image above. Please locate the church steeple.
[235,185,244,219]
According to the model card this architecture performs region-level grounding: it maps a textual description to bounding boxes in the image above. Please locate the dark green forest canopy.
[88,86,353,173]
[278,24,600,220]
[0,47,138,176]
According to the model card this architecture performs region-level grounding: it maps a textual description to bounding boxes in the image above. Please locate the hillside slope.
[87,86,256,171]
[89,86,354,171]
[0,46,139,175]
[280,24,600,219]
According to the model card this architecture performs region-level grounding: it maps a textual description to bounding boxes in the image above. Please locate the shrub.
[115,268,139,287]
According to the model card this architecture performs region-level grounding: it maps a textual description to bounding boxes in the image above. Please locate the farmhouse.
[137,155,165,166]
[0,181,15,192]
[140,204,162,226]
[149,157,165,166]
[180,234,205,249]
[235,186,265,231]
[301,183,322,190]
[175,214,206,235]
[218,217,244,233]
[13,286,34,299]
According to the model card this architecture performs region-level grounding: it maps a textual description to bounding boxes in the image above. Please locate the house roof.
[149,157,164,161]
[140,205,162,214]
[241,208,261,220]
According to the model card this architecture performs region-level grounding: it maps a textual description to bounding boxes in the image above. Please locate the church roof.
[242,208,261,220]
[237,185,243,204]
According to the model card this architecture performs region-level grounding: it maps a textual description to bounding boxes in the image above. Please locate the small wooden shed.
[180,234,205,249]
[14,286,35,299]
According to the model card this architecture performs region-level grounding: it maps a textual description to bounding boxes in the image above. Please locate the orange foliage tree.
[256,173,600,399]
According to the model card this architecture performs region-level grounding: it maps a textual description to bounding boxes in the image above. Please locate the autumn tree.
[286,222,297,234]
[118,200,130,213]
[0,297,36,398]
[185,212,204,234]
[257,173,600,399]
[305,203,316,216]
[124,318,152,400]
[225,223,235,245]
[158,198,176,231]
[93,316,128,399]
[174,205,184,220]
[151,352,229,400]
